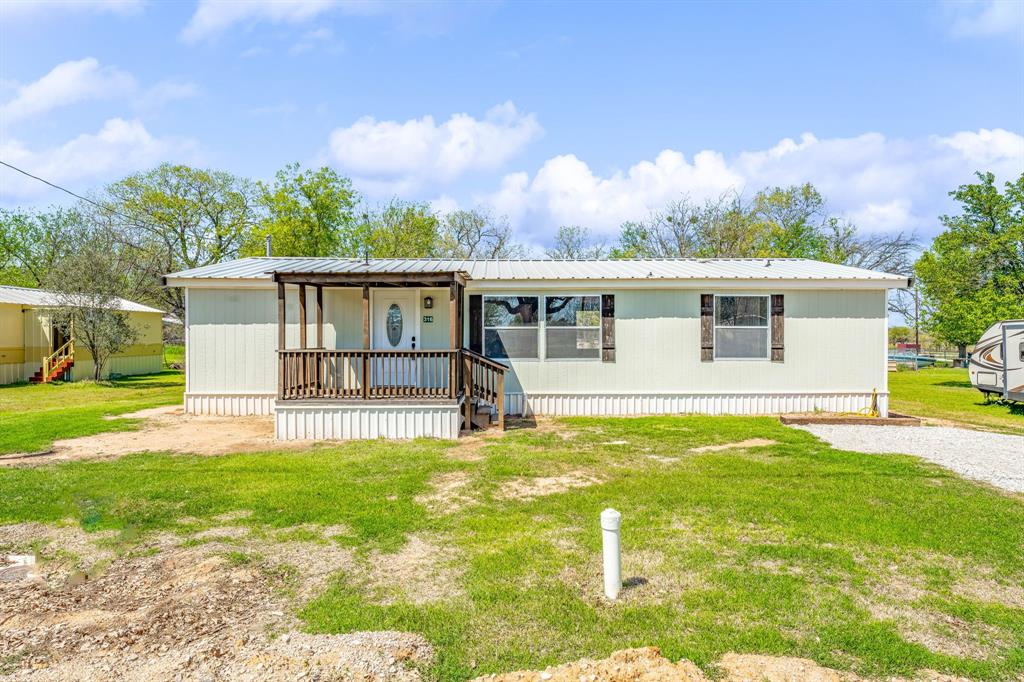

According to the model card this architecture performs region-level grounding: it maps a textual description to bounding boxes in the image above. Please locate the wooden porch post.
[298,284,307,349]
[362,285,370,399]
[315,285,323,349]
[449,282,459,350]
[277,281,285,398]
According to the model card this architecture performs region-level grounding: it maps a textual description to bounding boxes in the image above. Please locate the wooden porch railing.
[462,348,506,431]
[278,348,507,430]
[279,349,460,400]
[41,338,74,383]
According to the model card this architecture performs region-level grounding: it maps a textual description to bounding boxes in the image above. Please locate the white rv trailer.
[969,319,1024,402]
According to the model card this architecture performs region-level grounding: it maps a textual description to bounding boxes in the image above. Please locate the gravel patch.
[793,424,1024,493]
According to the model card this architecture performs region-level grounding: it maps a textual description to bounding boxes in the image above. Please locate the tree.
[241,163,359,258]
[357,199,441,258]
[0,207,81,287]
[546,225,606,259]
[439,208,525,259]
[44,229,141,381]
[916,171,1024,349]
[104,164,261,320]
[888,326,912,344]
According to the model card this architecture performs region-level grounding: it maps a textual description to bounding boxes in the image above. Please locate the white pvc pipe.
[601,508,621,600]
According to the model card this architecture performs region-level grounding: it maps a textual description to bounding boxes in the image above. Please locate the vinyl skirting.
[274,399,464,440]
[504,391,888,418]
[185,392,277,416]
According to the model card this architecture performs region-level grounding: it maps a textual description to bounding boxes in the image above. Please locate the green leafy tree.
[357,199,441,258]
[0,207,81,287]
[104,164,261,320]
[242,163,359,257]
[44,229,141,381]
[916,171,1024,348]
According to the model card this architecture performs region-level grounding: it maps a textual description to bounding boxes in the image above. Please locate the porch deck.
[273,266,505,436]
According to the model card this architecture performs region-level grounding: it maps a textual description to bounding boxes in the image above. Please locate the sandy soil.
[0,406,308,467]
[473,647,970,682]
[0,522,432,681]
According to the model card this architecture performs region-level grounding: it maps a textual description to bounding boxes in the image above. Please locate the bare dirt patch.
[473,648,969,682]
[689,438,777,453]
[499,471,602,501]
[0,407,307,467]
[0,522,431,681]
[416,471,476,514]
[473,647,707,682]
[364,535,463,605]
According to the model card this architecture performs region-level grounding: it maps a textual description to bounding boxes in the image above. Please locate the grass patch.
[889,367,1024,434]
[1,415,1021,680]
[0,370,183,454]
[164,343,184,368]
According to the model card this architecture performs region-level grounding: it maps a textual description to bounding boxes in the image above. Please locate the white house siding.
[184,284,889,420]
[471,288,889,417]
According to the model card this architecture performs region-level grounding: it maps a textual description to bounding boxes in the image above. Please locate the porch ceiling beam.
[272,271,468,287]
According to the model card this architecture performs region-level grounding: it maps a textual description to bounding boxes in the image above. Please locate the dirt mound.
[0,526,432,681]
[473,647,706,682]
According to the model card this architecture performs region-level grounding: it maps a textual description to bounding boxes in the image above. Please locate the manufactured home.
[164,257,909,440]
[0,285,164,384]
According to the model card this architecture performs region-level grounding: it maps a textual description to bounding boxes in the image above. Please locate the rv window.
[714,295,769,360]
[545,295,601,359]
[1019,342,1023,362]
[483,296,539,359]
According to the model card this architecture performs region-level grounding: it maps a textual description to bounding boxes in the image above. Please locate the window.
[714,295,769,359]
[386,304,403,347]
[546,295,600,359]
[484,296,539,359]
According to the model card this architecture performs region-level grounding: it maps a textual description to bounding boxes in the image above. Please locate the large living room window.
[483,296,539,359]
[545,295,601,359]
[714,295,769,360]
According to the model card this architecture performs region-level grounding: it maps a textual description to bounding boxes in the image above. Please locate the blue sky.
[1,0,1022,249]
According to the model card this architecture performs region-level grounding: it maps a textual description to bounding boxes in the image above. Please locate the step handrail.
[461,348,506,430]
[42,338,74,382]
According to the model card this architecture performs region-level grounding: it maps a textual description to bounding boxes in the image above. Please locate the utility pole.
[914,285,920,371]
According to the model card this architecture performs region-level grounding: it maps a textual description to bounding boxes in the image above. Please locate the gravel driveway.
[792,424,1024,493]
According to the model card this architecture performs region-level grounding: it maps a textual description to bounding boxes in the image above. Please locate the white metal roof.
[164,256,909,286]
[0,285,163,313]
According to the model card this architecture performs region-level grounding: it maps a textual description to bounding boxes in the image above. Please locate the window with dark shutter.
[601,294,615,362]
[700,294,714,361]
[468,294,482,353]
[771,294,784,362]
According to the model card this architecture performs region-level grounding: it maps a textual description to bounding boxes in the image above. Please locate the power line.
[0,159,141,227]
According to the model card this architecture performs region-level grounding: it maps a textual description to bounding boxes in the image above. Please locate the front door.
[372,291,418,386]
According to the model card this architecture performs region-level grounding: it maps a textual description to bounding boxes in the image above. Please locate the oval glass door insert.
[386,303,403,347]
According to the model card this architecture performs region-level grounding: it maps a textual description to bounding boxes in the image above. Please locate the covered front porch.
[273,268,504,438]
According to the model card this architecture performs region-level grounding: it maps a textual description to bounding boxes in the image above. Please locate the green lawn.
[889,367,1024,434]
[0,409,1021,679]
[0,371,184,454]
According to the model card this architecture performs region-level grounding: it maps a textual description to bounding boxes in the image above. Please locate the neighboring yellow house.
[0,285,164,385]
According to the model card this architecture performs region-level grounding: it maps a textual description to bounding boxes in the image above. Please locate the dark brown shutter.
[770,294,784,362]
[468,294,483,353]
[700,294,714,362]
[601,294,615,362]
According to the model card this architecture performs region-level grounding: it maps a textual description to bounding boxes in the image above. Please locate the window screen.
[545,295,600,359]
[484,296,539,359]
[714,296,769,359]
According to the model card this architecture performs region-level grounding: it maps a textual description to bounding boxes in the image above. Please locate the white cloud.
[482,128,1024,243]
[182,0,339,43]
[942,0,1024,38]
[0,118,199,200]
[0,58,135,124]
[328,101,542,193]
[289,27,342,54]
